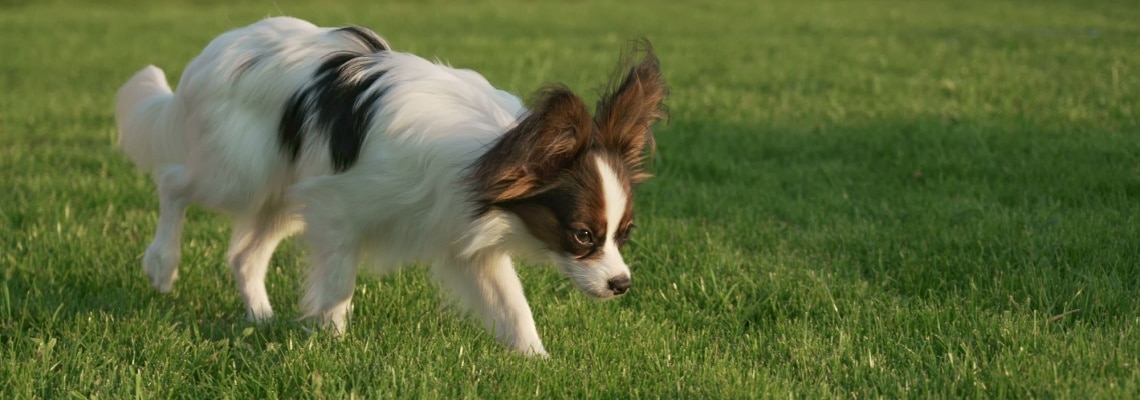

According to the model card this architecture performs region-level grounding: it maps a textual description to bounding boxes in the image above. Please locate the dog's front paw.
[296,315,347,337]
[298,300,352,336]
[524,347,550,358]
[246,305,275,323]
[143,242,179,293]
[509,337,548,357]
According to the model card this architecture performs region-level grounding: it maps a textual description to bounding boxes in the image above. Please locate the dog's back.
[117,18,384,211]
[118,16,524,213]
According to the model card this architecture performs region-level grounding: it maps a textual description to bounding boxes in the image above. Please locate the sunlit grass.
[2,0,1138,398]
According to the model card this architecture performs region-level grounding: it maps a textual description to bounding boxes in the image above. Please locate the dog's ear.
[471,86,593,204]
[595,39,669,184]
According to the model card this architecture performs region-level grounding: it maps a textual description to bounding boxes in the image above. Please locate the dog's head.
[470,40,667,299]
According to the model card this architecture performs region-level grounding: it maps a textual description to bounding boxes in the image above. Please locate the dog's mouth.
[549,249,633,300]
[580,285,621,300]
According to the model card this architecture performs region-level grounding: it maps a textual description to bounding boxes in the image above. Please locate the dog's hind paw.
[143,242,180,293]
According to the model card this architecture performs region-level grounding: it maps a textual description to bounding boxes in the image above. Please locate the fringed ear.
[470,85,593,204]
[595,39,669,183]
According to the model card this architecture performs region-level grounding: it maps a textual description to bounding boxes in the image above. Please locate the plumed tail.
[115,65,184,172]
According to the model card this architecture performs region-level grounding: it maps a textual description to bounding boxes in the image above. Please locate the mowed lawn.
[2,0,1138,398]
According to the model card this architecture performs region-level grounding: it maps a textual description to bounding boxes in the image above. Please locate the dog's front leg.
[435,254,547,357]
[300,235,360,335]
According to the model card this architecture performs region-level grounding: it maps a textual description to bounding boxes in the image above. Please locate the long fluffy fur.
[116,66,180,172]
[116,17,666,357]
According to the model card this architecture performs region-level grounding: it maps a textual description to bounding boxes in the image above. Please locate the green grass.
[2,0,1138,398]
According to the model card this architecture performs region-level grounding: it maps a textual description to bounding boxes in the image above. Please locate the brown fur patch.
[500,153,608,259]
[594,40,670,184]
[468,85,593,206]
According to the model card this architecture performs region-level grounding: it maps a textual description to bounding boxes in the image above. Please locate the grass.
[2,0,1138,398]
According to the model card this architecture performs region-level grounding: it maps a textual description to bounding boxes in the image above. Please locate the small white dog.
[115,17,667,356]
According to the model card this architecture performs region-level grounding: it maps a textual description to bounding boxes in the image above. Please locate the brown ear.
[470,85,593,204]
[595,39,669,183]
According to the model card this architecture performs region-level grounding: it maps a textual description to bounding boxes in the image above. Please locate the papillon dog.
[115,17,667,356]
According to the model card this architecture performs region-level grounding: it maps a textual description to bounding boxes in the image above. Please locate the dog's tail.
[115,65,185,172]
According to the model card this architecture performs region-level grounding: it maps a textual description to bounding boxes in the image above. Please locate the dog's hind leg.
[434,254,547,357]
[143,166,191,293]
[226,201,300,322]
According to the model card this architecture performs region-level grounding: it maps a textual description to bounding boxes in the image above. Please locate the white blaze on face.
[549,155,635,298]
[594,155,630,280]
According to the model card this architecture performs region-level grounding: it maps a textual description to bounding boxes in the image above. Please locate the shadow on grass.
[2,227,451,352]
[5,113,1136,351]
[0,221,317,347]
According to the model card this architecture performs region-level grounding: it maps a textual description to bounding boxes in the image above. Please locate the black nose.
[607,276,631,295]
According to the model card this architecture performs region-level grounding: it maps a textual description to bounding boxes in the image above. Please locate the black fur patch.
[279,52,389,173]
[336,26,389,53]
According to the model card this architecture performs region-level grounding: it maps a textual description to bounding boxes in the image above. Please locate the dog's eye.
[573,229,594,246]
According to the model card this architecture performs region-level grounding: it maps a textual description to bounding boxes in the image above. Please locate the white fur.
[115,17,632,356]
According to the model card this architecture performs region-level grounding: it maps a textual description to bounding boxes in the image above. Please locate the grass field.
[2,0,1138,398]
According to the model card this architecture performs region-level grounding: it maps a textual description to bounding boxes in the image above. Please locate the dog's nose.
[607,276,631,295]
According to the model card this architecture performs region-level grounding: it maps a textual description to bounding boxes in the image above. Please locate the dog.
[115,17,667,356]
